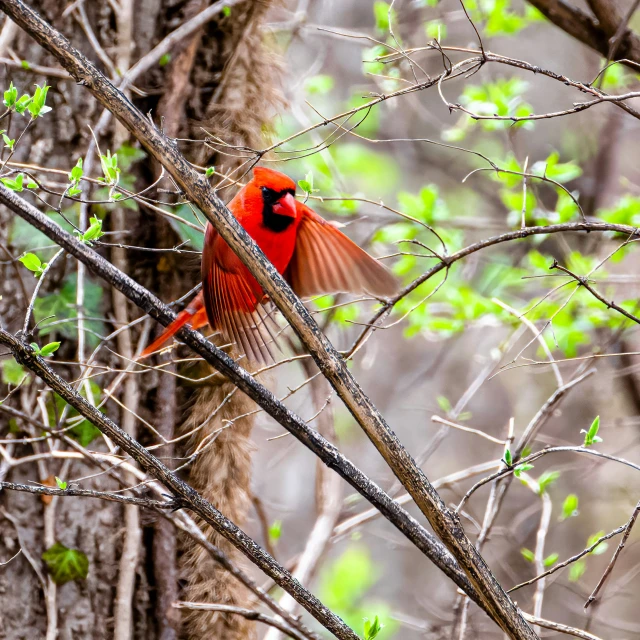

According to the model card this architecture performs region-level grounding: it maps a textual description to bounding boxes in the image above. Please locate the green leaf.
[205,166,215,178]
[80,217,104,243]
[114,143,146,171]
[520,548,535,563]
[19,252,42,272]
[69,419,101,447]
[3,81,17,108]
[582,415,602,447]
[1,173,24,192]
[316,545,397,636]
[32,273,104,348]
[268,519,282,544]
[503,448,512,466]
[304,74,335,95]
[532,152,582,183]
[397,185,443,224]
[42,542,89,585]
[298,171,318,195]
[599,60,632,91]
[561,494,579,520]
[436,395,451,413]
[39,341,61,357]
[425,19,447,40]
[364,614,384,640]
[373,1,393,32]
[55,476,67,490]
[346,94,381,136]
[513,463,534,478]
[318,546,378,610]
[544,553,559,568]
[528,250,550,272]
[100,150,120,184]
[587,531,609,555]
[1,359,26,385]
[459,78,532,131]
[569,559,586,582]
[69,158,83,183]
[2,133,14,150]
[158,53,171,67]
[19,251,46,277]
[20,60,30,70]
[537,470,560,494]
[27,84,52,118]
[222,5,231,16]
[164,204,204,251]
[14,93,32,115]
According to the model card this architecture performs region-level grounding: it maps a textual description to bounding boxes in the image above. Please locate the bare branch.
[173,602,308,640]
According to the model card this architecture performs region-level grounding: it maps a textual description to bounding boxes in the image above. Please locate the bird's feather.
[285,204,398,299]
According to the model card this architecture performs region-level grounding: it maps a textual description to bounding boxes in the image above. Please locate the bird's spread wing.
[203,230,277,364]
[285,205,399,298]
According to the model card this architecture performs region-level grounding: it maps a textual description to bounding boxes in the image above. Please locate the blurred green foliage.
[317,546,398,638]
[270,0,640,366]
[34,273,105,348]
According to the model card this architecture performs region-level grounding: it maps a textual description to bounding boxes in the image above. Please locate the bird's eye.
[260,186,278,203]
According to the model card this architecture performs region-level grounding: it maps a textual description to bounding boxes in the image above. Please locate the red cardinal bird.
[141,167,398,362]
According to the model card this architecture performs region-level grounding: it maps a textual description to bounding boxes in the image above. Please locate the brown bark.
[180,371,259,640]
[153,358,180,640]
[526,0,640,66]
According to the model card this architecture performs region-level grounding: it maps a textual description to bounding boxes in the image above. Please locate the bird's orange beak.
[272,192,297,219]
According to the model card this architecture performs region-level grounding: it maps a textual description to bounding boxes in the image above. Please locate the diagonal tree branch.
[550,261,640,326]
[525,0,640,66]
[0,3,535,635]
[585,0,623,38]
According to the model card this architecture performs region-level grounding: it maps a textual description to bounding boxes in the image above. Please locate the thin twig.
[0,480,177,508]
[173,602,308,640]
[550,261,640,326]
[431,415,506,445]
[584,499,640,608]
[508,525,627,593]
[520,612,604,640]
